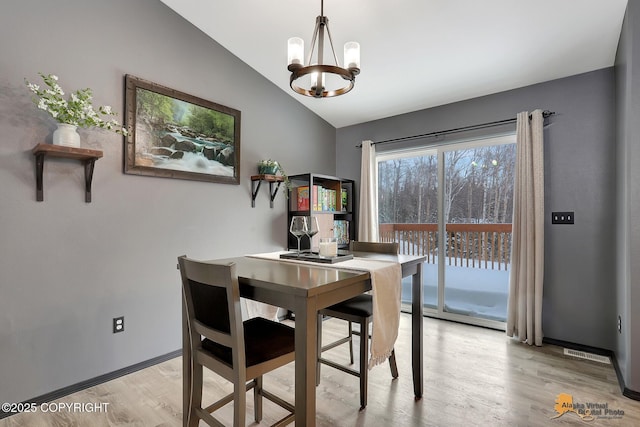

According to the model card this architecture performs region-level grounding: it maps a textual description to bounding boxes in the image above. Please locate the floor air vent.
[564,348,610,364]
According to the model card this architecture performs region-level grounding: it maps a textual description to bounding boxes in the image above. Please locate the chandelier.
[287,0,360,98]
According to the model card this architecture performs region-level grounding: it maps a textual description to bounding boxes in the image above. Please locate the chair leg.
[254,376,263,422]
[233,374,247,427]
[359,318,369,410]
[188,362,203,427]
[389,348,399,379]
[316,314,323,386]
[348,321,354,364]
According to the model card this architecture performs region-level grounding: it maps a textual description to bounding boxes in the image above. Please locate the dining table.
[182,251,425,426]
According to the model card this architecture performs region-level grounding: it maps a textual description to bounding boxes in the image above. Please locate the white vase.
[52,123,81,148]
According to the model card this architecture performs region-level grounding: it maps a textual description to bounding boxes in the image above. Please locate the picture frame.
[124,75,241,184]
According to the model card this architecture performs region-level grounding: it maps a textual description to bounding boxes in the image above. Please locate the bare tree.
[378,143,514,225]
[444,149,471,223]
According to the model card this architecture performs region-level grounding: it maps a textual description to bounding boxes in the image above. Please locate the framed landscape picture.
[124,75,240,184]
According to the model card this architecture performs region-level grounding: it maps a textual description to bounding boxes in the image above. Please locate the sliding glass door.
[376,135,515,328]
[378,148,439,309]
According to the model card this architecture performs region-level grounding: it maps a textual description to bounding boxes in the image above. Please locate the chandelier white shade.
[344,42,361,69]
[287,0,360,98]
[287,37,304,66]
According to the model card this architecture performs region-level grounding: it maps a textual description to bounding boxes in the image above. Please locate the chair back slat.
[188,278,231,333]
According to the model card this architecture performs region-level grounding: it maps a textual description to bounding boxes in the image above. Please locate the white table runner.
[247,251,401,369]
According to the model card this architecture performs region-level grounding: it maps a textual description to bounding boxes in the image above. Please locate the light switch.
[551,211,574,224]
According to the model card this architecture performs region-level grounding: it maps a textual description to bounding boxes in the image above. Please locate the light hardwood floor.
[2,315,640,426]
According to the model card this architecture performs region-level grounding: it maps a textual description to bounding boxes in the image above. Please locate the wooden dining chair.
[316,241,400,409]
[178,255,295,427]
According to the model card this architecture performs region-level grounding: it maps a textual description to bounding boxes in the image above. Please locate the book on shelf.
[297,186,309,210]
[313,186,338,212]
[316,186,323,211]
[333,220,350,245]
[312,185,319,211]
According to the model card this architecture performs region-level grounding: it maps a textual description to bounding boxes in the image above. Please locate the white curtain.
[358,140,379,242]
[506,110,545,346]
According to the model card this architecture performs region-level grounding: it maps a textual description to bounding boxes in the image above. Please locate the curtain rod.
[356,110,555,148]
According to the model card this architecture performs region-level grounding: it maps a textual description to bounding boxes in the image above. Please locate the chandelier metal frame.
[287,0,360,98]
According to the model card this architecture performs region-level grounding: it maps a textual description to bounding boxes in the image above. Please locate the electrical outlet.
[551,211,574,224]
[113,316,124,333]
[618,315,622,334]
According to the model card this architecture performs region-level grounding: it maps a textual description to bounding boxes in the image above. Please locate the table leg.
[294,295,317,426]
[412,262,424,399]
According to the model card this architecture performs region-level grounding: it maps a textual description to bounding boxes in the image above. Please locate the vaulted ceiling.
[160,0,628,128]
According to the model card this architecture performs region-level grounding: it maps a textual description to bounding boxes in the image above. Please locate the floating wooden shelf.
[32,144,104,203]
[251,174,284,208]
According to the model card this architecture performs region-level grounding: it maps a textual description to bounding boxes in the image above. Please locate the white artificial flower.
[26,73,126,134]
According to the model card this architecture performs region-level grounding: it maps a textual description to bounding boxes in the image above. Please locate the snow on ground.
[400,261,509,322]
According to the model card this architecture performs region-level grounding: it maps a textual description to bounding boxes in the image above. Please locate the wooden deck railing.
[379,223,512,270]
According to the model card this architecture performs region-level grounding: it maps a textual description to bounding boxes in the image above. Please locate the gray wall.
[337,69,618,351]
[0,0,334,403]
[615,0,640,394]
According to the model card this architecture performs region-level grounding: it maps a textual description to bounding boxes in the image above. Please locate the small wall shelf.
[32,144,104,203]
[251,174,284,208]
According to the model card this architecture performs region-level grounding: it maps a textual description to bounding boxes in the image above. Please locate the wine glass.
[304,216,319,253]
[289,216,307,255]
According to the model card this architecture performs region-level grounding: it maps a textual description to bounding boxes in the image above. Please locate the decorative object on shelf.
[52,123,81,148]
[258,159,279,175]
[25,73,127,147]
[341,187,348,211]
[287,0,360,98]
[124,75,241,184]
[257,159,291,193]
